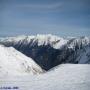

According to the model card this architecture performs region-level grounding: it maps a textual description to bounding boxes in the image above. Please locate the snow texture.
[0,64,90,90]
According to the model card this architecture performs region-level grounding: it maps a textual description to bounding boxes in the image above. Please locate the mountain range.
[0,34,90,70]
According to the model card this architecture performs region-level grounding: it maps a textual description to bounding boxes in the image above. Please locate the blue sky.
[0,0,90,37]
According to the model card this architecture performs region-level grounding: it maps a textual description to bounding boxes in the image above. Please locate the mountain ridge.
[0,34,90,70]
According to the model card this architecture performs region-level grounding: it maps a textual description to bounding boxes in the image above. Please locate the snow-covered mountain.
[0,34,90,70]
[0,45,43,76]
[0,34,67,49]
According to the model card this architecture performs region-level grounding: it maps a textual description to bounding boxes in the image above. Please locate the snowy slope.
[67,45,90,64]
[66,36,90,49]
[0,45,43,76]
[77,46,90,63]
[0,64,90,90]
